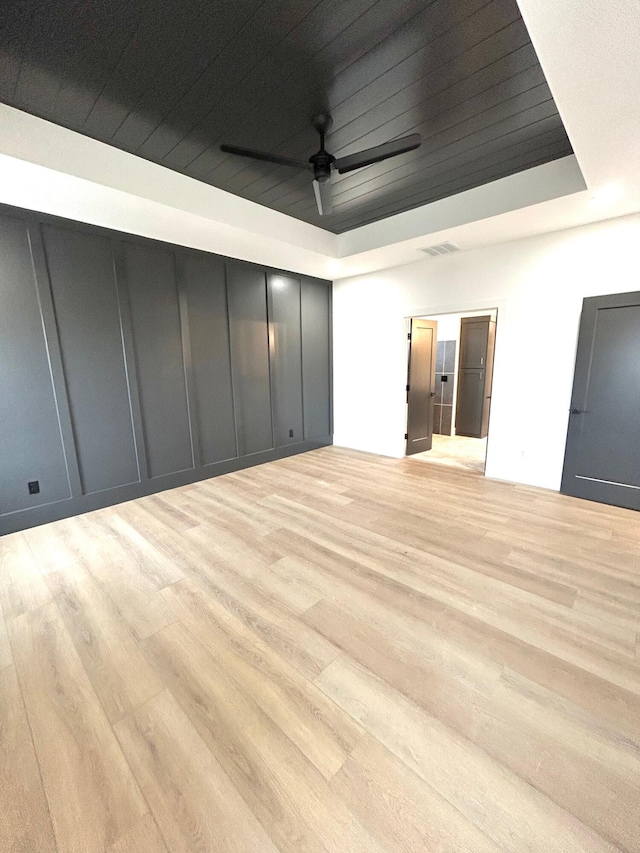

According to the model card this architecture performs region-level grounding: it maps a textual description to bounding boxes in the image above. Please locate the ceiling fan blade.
[334,133,422,174]
[313,179,333,216]
[220,143,309,170]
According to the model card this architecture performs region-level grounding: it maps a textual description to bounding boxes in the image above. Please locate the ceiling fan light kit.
[221,114,422,216]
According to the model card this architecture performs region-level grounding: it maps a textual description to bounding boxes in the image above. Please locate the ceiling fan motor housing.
[309,150,335,182]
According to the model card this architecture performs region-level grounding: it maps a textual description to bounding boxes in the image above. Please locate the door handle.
[430,392,436,397]
[570,408,587,414]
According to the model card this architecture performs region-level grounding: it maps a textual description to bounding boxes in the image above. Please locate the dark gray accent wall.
[227,261,274,457]
[178,250,237,466]
[42,225,140,493]
[123,241,194,478]
[0,215,71,514]
[269,274,304,447]
[0,204,332,535]
[301,278,332,440]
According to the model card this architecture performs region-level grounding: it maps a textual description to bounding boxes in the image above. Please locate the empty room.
[1,1,639,851]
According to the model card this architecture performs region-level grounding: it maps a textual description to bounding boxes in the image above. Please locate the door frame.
[404,298,506,474]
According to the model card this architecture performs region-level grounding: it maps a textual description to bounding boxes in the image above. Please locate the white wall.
[333,213,640,490]
[424,313,462,341]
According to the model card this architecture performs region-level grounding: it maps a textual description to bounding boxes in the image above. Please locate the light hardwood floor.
[1,446,640,853]
[413,434,488,472]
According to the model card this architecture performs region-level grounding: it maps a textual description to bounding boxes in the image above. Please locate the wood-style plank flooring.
[1,446,640,853]
[414,433,488,472]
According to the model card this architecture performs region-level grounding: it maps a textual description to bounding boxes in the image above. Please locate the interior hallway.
[413,434,488,473]
[1,446,639,853]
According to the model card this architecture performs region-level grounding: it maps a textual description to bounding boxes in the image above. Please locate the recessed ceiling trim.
[336,155,587,256]
[0,0,574,233]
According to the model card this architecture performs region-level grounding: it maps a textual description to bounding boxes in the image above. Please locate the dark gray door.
[562,291,640,510]
[406,318,437,455]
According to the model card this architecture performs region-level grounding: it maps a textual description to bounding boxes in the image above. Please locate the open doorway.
[405,309,497,473]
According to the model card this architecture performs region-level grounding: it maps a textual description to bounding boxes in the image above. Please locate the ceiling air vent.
[419,241,460,257]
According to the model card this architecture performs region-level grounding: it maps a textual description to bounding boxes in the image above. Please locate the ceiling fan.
[220,114,422,216]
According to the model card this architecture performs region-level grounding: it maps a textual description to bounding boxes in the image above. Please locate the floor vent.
[419,241,460,257]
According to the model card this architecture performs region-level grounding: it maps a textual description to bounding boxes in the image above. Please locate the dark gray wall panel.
[0,201,331,535]
[269,273,303,447]
[122,241,194,478]
[301,279,332,439]
[0,215,71,513]
[227,262,274,456]
[180,251,237,465]
[42,224,139,494]
[0,437,330,536]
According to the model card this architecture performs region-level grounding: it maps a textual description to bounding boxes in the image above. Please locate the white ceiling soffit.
[333,0,640,275]
[515,0,640,195]
[336,155,586,257]
[1,0,640,280]
[0,104,337,278]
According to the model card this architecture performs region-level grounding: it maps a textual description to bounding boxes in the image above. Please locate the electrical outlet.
[28,480,40,495]
[289,428,294,438]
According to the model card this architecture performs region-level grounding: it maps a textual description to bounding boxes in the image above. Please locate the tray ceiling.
[0,0,573,233]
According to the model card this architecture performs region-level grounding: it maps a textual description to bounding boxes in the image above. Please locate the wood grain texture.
[106,813,168,853]
[315,655,620,853]
[48,561,163,723]
[4,446,639,852]
[0,531,51,621]
[0,603,11,670]
[160,578,361,779]
[0,666,56,852]
[332,733,503,853]
[9,602,147,853]
[142,620,384,853]
[115,690,279,853]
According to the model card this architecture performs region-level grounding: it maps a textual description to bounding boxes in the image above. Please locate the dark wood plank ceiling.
[0,0,573,233]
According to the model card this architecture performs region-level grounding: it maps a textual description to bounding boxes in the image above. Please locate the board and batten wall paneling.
[178,250,238,465]
[121,241,194,479]
[227,261,275,457]
[301,278,332,440]
[0,214,71,514]
[41,225,141,494]
[268,273,304,447]
[0,202,331,536]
